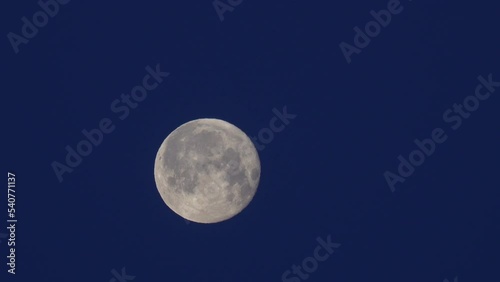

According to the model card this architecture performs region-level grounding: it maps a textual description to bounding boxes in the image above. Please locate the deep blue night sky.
[2,0,499,281]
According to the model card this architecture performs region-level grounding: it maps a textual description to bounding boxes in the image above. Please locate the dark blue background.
[1,0,499,281]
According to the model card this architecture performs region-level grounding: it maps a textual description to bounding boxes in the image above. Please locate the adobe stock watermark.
[7,0,71,54]
[109,267,135,282]
[384,73,499,192]
[443,277,458,282]
[184,110,294,225]
[51,64,170,183]
[339,0,406,64]
[213,0,243,22]
[282,235,341,282]
[251,106,297,152]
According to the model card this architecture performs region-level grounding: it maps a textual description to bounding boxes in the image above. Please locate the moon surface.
[154,118,261,224]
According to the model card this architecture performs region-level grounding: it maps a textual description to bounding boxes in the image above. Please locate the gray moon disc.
[154,118,261,224]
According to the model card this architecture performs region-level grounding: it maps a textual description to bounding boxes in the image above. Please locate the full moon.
[154,118,261,224]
